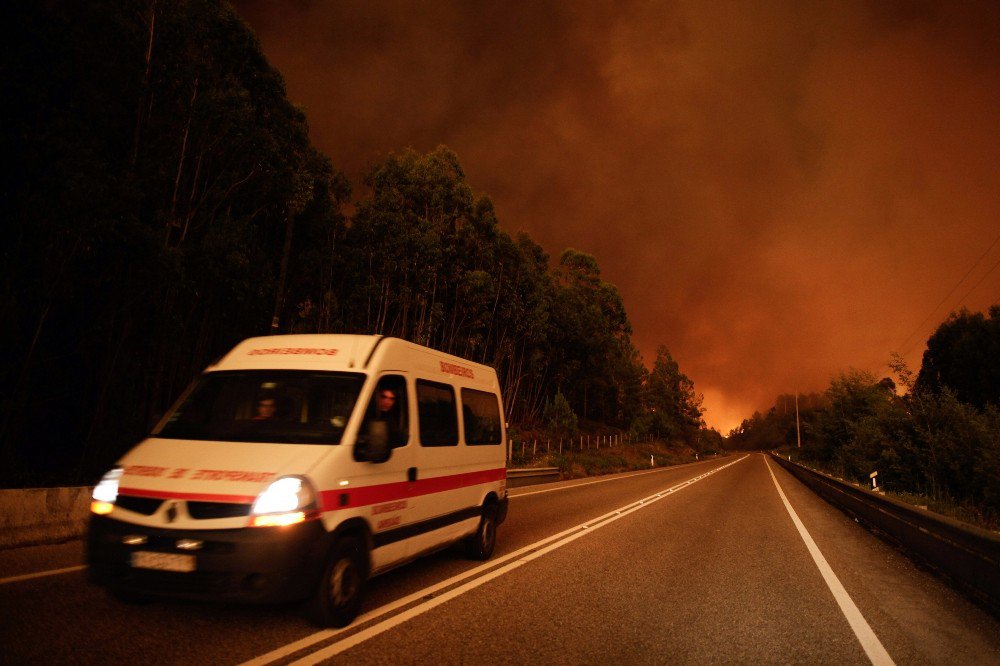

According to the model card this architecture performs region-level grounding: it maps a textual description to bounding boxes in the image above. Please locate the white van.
[86,334,509,627]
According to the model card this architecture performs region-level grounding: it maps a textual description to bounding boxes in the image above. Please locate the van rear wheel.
[309,536,367,628]
[464,503,497,560]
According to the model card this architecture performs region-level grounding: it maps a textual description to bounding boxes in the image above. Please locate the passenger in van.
[253,397,277,420]
[374,386,407,447]
[376,389,397,418]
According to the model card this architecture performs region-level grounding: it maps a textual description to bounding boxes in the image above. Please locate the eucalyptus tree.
[633,346,704,441]
[341,147,559,421]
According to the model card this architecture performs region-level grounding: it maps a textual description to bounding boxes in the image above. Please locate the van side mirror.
[357,420,391,463]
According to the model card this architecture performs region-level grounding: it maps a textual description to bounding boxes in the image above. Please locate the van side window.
[416,380,458,447]
[361,375,409,448]
[461,388,502,445]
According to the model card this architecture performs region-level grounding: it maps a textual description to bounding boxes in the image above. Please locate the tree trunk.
[130,1,157,168]
[166,76,199,247]
[270,211,295,333]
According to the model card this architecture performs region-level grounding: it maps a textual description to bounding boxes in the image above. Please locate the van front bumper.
[86,515,329,603]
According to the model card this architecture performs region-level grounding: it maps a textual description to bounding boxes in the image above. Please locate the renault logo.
[165,502,178,523]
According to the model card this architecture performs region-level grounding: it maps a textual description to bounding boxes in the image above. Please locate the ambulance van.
[86,334,509,627]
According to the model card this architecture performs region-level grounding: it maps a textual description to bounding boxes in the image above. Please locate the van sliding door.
[409,379,473,554]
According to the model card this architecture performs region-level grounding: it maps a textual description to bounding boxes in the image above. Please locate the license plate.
[131,551,196,572]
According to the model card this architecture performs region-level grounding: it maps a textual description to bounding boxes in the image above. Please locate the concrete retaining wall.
[0,487,93,549]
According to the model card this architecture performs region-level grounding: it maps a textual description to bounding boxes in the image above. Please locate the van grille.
[187,501,252,520]
[116,495,163,515]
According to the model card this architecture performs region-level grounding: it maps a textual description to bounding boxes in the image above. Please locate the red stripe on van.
[118,467,507,511]
[318,467,507,512]
[118,487,257,504]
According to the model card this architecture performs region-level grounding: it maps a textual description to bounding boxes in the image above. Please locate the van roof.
[208,335,379,372]
[207,335,499,390]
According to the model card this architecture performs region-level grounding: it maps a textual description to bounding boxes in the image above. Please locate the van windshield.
[155,371,365,444]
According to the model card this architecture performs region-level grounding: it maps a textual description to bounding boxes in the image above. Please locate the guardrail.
[770,453,1000,614]
[507,467,561,488]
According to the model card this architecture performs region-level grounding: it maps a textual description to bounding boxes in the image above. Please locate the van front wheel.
[310,536,367,628]
[464,503,497,560]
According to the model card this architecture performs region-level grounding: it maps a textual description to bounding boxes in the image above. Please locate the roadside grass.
[882,490,999,532]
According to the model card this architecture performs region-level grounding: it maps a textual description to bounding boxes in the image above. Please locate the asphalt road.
[1,454,997,664]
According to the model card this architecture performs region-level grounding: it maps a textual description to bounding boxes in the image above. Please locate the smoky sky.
[234,0,1000,432]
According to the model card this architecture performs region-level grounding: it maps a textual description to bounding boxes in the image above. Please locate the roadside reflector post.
[650,454,654,467]
[870,470,880,493]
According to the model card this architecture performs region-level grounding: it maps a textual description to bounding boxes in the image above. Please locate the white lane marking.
[239,517,606,666]
[509,458,729,498]
[247,454,750,666]
[0,565,86,585]
[764,456,895,666]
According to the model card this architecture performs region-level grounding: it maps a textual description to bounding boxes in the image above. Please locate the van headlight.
[250,476,318,527]
[91,467,123,515]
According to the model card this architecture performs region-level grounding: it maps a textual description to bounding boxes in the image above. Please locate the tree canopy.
[915,306,1000,409]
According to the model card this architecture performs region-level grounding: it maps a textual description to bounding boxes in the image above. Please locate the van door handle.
[407,467,418,482]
